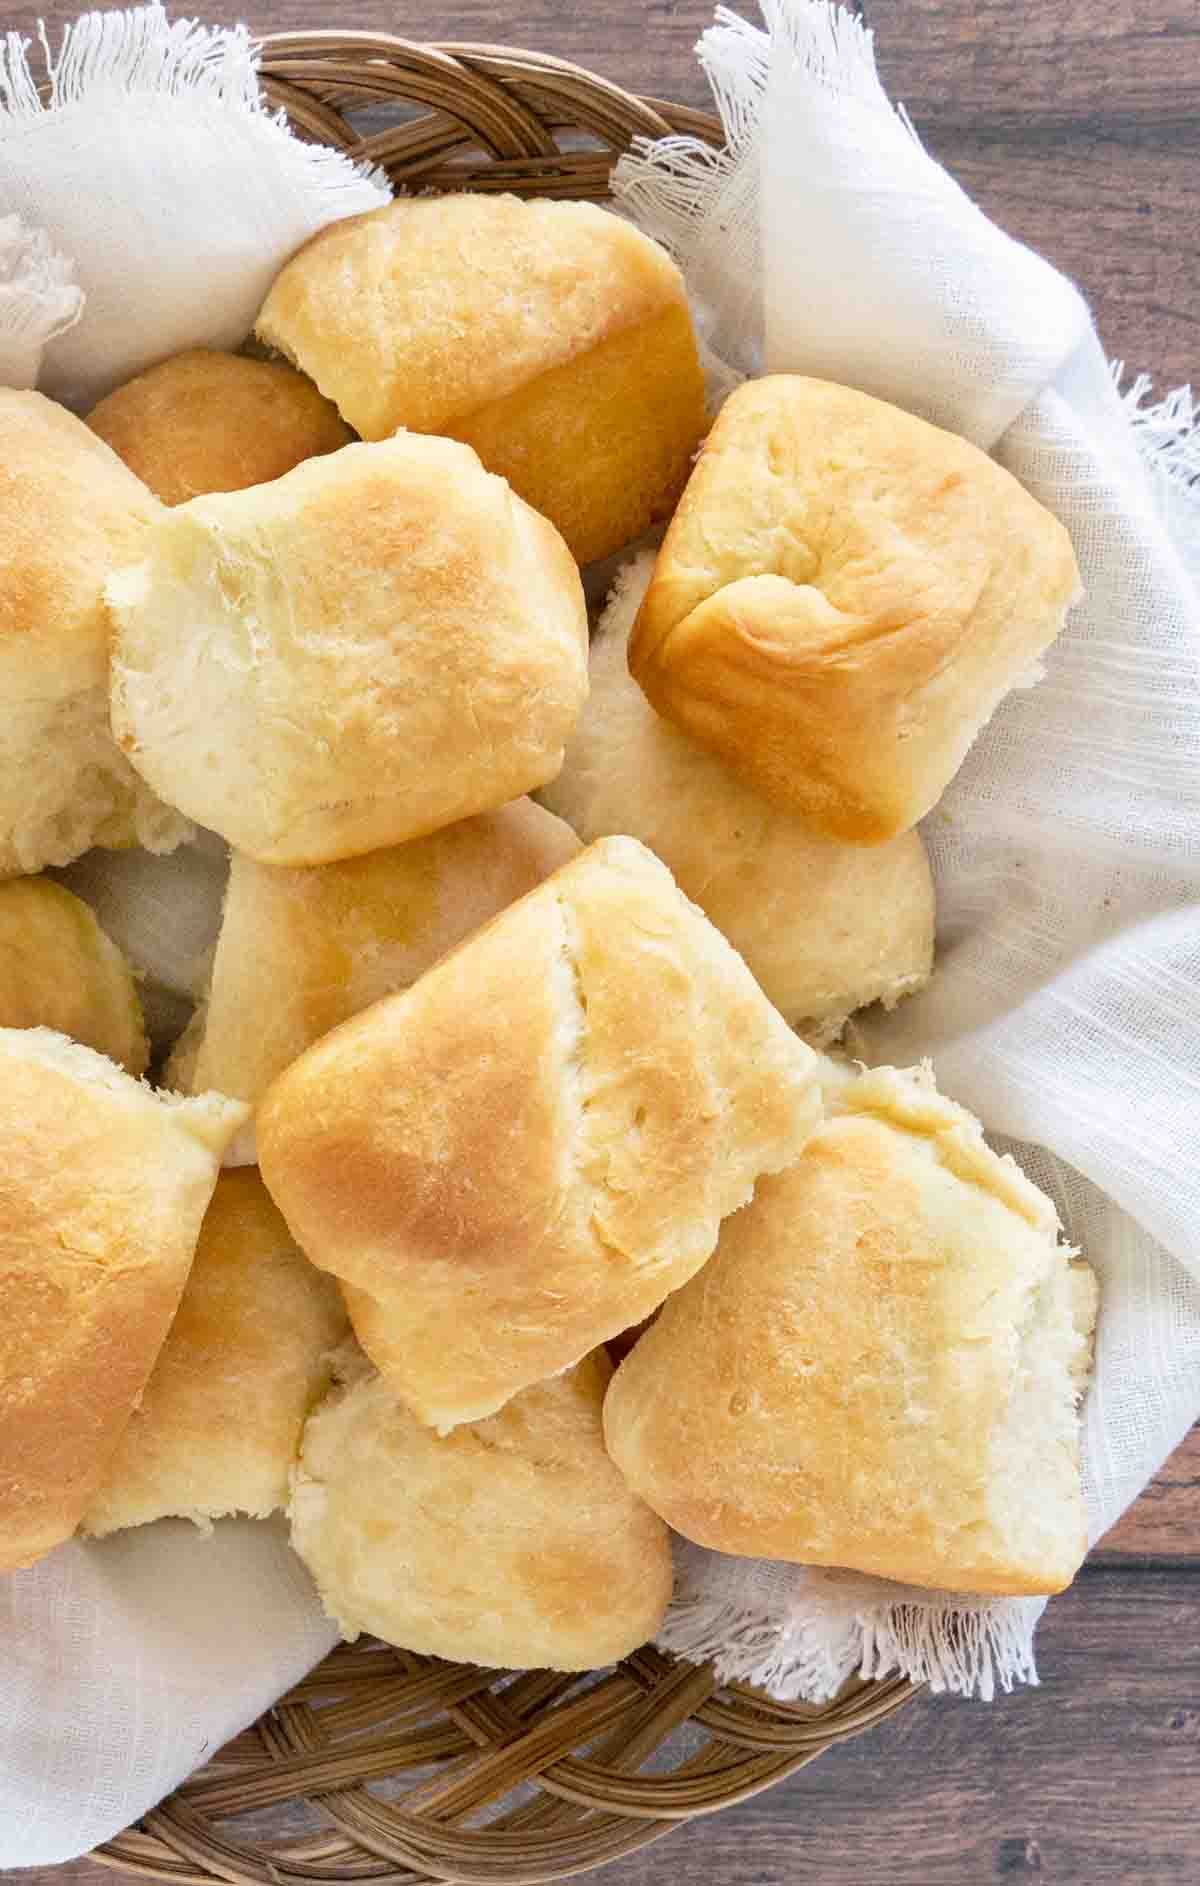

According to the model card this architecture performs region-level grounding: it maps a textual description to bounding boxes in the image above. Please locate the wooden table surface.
[5,0,1198,1881]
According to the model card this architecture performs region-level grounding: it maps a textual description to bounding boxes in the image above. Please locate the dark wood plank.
[869,0,1200,133]
[1098,1424,1200,1560]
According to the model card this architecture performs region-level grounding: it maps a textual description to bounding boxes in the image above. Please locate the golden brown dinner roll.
[603,1062,1098,1598]
[290,1345,672,1670]
[255,193,706,565]
[0,877,147,1074]
[540,550,935,1038]
[628,376,1082,842]
[169,799,580,1112]
[0,391,192,878]
[0,1028,248,1571]
[83,1169,347,1536]
[258,837,821,1432]
[86,349,352,505]
[107,435,589,865]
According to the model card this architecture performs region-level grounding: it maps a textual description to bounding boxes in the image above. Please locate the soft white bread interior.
[628,376,1082,842]
[255,193,706,565]
[169,799,580,1111]
[603,1061,1097,1597]
[0,876,147,1075]
[540,550,935,1038]
[83,1169,347,1536]
[86,349,352,505]
[290,1344,673,1671]
[0,1028,248,1570]
[107,435,589,865]
[54,830,230,1055]
[257,836,821,1432]
[0,390,192,877]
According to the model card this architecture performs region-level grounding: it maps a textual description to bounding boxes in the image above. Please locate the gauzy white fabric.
[0,4,388,407]
[0,211,80,387]
[612,0,1200,1706]
[2,0,1199,1864]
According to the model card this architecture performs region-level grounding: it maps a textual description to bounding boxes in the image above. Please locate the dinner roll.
[169,799,580,1114]
[290,1345,672,1671]
[628,376,1082,842]
[603,1062,1098,1598]
[86,349,352,505]
[0,391,192,877]
[255,193,706,565]
[0,877,146,1074]
[540,550,935,1038]
[107,435,589,865]
[258,837,821,1431]
[0,1028,248,1571]
[83,1170,347,1536]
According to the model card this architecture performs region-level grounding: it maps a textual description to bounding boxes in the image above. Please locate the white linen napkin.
[614,0,1200,1705]
[0,3,388,406]
[2,0,1199,1864]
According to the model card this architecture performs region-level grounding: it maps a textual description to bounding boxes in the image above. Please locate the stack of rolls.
[0,186,1097,1673]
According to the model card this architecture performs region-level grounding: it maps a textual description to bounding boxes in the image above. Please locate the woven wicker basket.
[93,33,919,1882]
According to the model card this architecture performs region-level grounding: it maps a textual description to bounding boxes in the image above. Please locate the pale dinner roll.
[0,390,192,878]
[628,376,1082,842]
[107,435,589,865]
[603,1062,1098,1598]
[290,1346,672,1671]
[255,193,706,565]
[0,1028,248,1571]
[0,877,147,1075]
[169,799,580,1113]
[83,1169,347,1536]
[258,836,821,1432]
[540,550,934,1038]
[86,349,352,506]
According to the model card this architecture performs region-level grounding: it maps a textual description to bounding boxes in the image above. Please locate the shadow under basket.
[93,32,919,1883]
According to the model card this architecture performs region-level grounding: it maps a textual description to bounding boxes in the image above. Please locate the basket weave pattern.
[94,34,918,1882]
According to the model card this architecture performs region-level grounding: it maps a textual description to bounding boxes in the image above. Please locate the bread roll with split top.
[603,1061,1098,1597]
[257,836,822,1432]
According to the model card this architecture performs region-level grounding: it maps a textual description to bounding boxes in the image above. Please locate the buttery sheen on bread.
[258,836,821,1431]
[0,1029,248,1571]
[255,193,706,565]
[290,1346,672,1671]
[603,1062,1097,1598]
[0,390,191,877]
[168,799,580,1111]
[0,877,147,1075]
[540,550,935,1038]
[83,1169,347,1536]
[629,376,1082,842]
[107,434,589,865]
[87,349,352,505]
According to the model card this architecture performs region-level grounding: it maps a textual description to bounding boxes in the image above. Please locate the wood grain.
[2,2,1197,1883]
